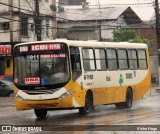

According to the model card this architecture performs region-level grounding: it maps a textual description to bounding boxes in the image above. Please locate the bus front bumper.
[14,90,73,110]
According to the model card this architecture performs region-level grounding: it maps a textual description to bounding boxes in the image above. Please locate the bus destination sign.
[40,54,66,58]
[19,43,61,53]
[0,45,11,54]
[31,44,61,51]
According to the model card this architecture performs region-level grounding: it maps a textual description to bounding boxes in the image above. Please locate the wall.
[0,0,9,12]
[68,30,98,40]
[0,0,57,75]
[101,21,117,40]
[58,15,126,41]
[59,0,86,5]
[150,56,159,85]
[136,28,157,55]
[0,0,57,43]
[68,0,86,5]
[58,21,103,40]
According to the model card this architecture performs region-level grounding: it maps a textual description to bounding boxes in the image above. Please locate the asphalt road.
[0,88,160,134]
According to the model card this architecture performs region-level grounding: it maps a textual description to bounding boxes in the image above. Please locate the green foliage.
[111,29,155,53]
[113,29,136,42]
[132,37,150,43]
[132,37,154,52]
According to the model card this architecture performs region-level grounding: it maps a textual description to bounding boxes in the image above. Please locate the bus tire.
[34,109,47,118]
[79,91,94,115]
[115,103,125,109]
[124,89,133,109]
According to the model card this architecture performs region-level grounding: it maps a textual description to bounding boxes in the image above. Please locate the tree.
[113,29,136,42]
[132,37,154,52]
[111,29,155,53]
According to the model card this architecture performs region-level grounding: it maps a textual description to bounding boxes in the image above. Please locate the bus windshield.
[14,54,70,86]
[14,43,70,86]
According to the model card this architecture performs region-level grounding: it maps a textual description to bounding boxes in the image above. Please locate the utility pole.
[155,0,160,85]
[155,0,160,50]
[9,0,13,43]
[18,0,21,42]
[35,0,41,41]
[99,21,102,41]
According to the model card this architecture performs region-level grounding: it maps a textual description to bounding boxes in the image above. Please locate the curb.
[150,87,160,96]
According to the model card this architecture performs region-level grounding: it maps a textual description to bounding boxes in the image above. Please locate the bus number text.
[106,76,111,81]
[126,73,133,79]
[84,75,93,80]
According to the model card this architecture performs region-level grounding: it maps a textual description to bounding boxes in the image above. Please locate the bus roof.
[14,39,148,49]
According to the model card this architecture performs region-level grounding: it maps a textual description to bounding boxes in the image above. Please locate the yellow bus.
[13,40,151,118]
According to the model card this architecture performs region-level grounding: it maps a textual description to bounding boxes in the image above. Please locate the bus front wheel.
[79,91,94,115]
[34,109,47,118]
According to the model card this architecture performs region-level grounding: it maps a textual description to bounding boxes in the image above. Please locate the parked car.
[0,79,14,97]
[0,74,13,83]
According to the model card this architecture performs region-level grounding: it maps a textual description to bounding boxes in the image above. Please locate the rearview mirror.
[0,83,5,87]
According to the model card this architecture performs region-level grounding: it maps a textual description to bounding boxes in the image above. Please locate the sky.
[85,0,155,21]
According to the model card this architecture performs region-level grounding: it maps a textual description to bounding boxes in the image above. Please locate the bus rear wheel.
[34,109,47,118]
[79,92,94,115]
[115,89,133,109]
[115,103,125,109]
[124,89,133,109]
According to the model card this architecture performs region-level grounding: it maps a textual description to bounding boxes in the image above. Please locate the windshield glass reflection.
[14,54,70,86]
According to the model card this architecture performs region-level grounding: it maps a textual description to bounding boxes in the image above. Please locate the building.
[57,3,142,41]
[59,0,86,5]
[57,3,157,55]
[0,0,57,75]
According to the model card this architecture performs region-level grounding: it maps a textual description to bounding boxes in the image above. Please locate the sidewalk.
[150,86,160,96]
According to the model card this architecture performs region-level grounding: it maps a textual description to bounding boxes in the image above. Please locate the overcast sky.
[85,0,155,21]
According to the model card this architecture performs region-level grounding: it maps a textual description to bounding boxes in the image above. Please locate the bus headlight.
[58,90,73,100]
[15,94,25,101]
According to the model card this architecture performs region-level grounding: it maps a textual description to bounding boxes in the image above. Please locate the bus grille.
[23,89,58,95]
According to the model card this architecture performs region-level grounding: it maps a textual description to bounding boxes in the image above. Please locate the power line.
[0,15,153,31]
[26,0,34,12]
[0,16,68,31]
[0,2,150,23]
[0,2,32,12]
[0,2,76,22]
[0,22,154,35]
[88,2,153,7]
[34,0,41,40]
[0,2,155,37]
[0,2,148,23]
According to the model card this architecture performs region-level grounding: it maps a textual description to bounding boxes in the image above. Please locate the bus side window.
[83,48,95,71]
[128,49,138,70]
[70,47,82,81]
[117,49,128,70]
[137,49,148,70]
[106,49,118,70]
[95,49,107,70]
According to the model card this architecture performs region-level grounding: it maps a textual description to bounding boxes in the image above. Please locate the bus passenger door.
[70,47,83,106]
[70,47,82,82]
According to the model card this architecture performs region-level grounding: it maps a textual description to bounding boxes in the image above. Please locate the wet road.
[0,89,160,134]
